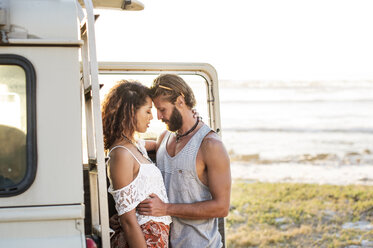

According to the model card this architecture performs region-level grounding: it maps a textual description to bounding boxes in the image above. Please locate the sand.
[231,162,373,185]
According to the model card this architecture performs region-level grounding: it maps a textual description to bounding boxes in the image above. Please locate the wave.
[219,80,373,88]
[223,127,373,134]
[229,149,373,165]
[221,99,373,104]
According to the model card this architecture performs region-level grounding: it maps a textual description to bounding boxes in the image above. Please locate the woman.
[102,80,172,248]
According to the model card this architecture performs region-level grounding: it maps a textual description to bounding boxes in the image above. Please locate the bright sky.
[95,0,373,81]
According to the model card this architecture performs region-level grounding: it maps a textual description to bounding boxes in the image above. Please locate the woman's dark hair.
[102,80,150,150]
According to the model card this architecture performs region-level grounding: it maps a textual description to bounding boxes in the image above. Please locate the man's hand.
[137,193,167,216]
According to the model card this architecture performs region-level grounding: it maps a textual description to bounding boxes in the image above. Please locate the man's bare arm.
[156,130,168,151]
[137,134,231,219]
[145,140,156,152]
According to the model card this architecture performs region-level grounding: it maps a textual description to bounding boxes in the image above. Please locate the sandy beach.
[231,162,373,185]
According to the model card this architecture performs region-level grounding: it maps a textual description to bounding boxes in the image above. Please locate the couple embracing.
[102,74,231,248]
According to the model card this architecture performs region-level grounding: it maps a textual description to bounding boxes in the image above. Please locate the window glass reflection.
[0,65,27,187]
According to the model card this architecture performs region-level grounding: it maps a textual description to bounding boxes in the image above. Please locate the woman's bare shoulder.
[108,146,137,189]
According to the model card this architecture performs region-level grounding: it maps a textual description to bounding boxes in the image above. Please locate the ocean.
[220,81,373,164]
[218,81,373,184]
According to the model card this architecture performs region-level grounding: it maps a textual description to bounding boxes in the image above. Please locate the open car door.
[95,61,226,246]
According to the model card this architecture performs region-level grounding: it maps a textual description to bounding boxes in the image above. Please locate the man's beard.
[165,106,183,132]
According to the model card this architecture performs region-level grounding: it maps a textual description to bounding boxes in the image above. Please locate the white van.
[0,1,224,247]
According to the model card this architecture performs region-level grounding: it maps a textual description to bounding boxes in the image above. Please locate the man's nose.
[157,111,162,120]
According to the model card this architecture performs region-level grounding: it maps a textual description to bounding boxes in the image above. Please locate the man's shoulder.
[200,130,224,151]
[199,128,230,166]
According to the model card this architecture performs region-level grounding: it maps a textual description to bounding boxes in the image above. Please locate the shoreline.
[231,162,373,185]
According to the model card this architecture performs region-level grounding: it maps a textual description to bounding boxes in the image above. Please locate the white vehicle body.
[0,1,223,247]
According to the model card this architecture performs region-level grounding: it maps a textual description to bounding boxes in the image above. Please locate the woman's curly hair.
[101,80,150,150]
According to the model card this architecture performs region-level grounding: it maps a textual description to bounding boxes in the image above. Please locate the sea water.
[219,81,373,184]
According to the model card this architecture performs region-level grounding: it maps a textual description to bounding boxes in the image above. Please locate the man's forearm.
[165,199,229,219]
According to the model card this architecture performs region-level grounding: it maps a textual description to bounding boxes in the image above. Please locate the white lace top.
[107,141,172,226]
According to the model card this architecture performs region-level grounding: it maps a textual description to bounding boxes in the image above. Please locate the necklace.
[121,134,153,163]
[175,118,199,143]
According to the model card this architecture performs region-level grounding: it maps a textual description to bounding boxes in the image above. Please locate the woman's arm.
[119,210,147,248]
[109,149,146,248]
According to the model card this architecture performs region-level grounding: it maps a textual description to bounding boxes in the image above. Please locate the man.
[137,74,231,248]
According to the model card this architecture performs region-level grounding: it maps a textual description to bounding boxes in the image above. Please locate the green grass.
[227,181,373,247]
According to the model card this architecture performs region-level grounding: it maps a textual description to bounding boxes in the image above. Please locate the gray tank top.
[157,124,222,248]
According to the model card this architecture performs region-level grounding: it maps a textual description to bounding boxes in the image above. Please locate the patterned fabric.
[107,144,172,226]
[110,214,170,248]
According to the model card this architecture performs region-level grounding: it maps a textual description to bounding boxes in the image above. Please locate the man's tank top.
[156,124,222,248]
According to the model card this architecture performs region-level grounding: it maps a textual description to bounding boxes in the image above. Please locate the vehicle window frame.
[0,54,37,197]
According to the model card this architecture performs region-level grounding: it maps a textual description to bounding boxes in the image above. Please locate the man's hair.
[101,80,150,150]
[150,74,196,108]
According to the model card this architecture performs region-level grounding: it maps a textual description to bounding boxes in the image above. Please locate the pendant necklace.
[175,118,199,143]
[121,134,152,163]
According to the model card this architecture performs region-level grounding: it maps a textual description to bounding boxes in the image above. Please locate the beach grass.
[227,180,373,247]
